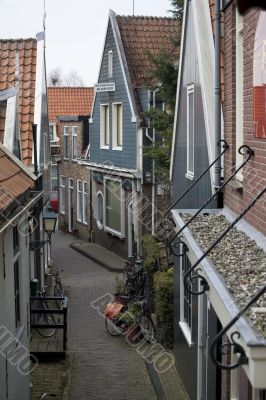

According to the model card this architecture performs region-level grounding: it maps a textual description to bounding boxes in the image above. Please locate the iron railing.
[183,186,266,295]
[169,145,254,255]
[210,284,266,370]
[157,140,229,242]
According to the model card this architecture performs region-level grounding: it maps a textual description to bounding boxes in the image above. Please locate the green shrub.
[142,235,159,271]
[153,268,174,347]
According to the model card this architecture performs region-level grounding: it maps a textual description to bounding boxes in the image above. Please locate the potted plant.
[114,275,127,303]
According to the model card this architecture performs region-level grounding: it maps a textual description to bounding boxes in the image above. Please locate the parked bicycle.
[34,289,56,338]
[104,295,154,342]
[123,257,146,298]
[47,269,70,308]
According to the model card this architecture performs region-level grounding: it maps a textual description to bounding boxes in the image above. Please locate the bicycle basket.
[104,302,124,319]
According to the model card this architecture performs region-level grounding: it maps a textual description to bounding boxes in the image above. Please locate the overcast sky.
[0,0,173,86]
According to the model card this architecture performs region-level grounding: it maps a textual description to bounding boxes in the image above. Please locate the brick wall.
[58,121,91,240]
[224,6,266,235]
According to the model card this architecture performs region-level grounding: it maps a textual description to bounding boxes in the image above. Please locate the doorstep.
[70,242,124,273]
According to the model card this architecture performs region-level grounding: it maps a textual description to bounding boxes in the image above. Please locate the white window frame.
[235,11,244,181]
[95,190,104,230]
[13,226,21,331]
[77,179,82,223]
[108,50,113,78]
[82,181,88,225]
[186,84,195,180]
[112,102,123,150]
[72,126,78,160]
[100,104,110,149]
[179,252,193,347]
[51,164,58,191]
[49,123,58,145]
[59,175,66,214]
[104,176,125,238]
[63,126,69,160]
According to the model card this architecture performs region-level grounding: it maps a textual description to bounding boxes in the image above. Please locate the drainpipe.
[214,0,222,194]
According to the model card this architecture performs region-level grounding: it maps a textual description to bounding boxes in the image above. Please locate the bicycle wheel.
[54,283,64,308]
[34,312,56,338]
[105,317,124,336]
[139,314,154,343]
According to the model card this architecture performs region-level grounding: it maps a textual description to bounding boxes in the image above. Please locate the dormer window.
[108,50,113,78]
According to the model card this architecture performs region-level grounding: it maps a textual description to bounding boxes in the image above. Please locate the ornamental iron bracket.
[169,145,254,251]
[183,186,266,295]
[210,284,266,370]
[157,140,229,242]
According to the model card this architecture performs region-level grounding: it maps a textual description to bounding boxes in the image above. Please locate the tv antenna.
[133,0,135,15]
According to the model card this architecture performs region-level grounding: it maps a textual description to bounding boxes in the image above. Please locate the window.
[96,191,104,229]
[13,226,20,329]
[72,126,78,160]
[112,103,123,149]
[100,104,109,148]
[77,180,82,222]
[77,180,88,225]
[82,182,88,225]
[236,10,244,180]
[105,178,124,236]
[108,50,113,78]
[51,164,58,191]
[179,252,193,346]
[186,85,194,180]
[253,13,266,139]
[59,176,65,214]
[63,126,69,159]
[49,124,57,144]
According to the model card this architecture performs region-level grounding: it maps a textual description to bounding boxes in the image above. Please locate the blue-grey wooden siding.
[172,0,215,210]
[90,21,137,170]
[173,3,218,400]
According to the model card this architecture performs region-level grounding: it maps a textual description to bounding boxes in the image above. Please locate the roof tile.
[0,38,37,165]
[0,148,34,211]
[48,87,94,121]
[116,16,180,87]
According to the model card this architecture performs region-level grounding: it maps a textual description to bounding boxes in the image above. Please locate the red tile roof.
[116,16,180,87]
[0,38,37,166]
[0,147,34,211]
[48,87,94,121]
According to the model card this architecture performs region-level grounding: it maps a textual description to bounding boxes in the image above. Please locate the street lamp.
[29,211,57,251]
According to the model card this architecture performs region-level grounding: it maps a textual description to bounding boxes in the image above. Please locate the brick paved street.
[52,231,157,400]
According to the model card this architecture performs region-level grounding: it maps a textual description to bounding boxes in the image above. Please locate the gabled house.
[86,10,179,257]
[170,1,266,399]
[48,87,94,239]
[0,35,51,286]
[0,143,40,400]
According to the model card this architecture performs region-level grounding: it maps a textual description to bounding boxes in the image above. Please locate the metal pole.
[214,0,221,190]
[133,0,135,15]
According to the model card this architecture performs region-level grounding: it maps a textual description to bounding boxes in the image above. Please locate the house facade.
[48,87,94,240]
[0,36,51,287]
[0,35,50,399]
[170,1,266,399]
[0,145,42,400]
[86,10,179,257]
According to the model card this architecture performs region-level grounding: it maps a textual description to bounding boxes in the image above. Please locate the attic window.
[108,51,113,78]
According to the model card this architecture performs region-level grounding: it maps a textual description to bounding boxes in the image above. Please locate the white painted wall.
[0,216,31,400]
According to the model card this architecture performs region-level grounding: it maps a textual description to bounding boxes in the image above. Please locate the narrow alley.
[52,230,157,400]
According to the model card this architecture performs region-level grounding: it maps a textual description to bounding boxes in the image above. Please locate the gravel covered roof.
[181,213,266,337]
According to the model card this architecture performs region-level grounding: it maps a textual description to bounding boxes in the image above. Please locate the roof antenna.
[43,0,46,31]
[133,0,135,15]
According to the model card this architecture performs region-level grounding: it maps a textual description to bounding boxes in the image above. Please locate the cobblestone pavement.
[52,231,157,400]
